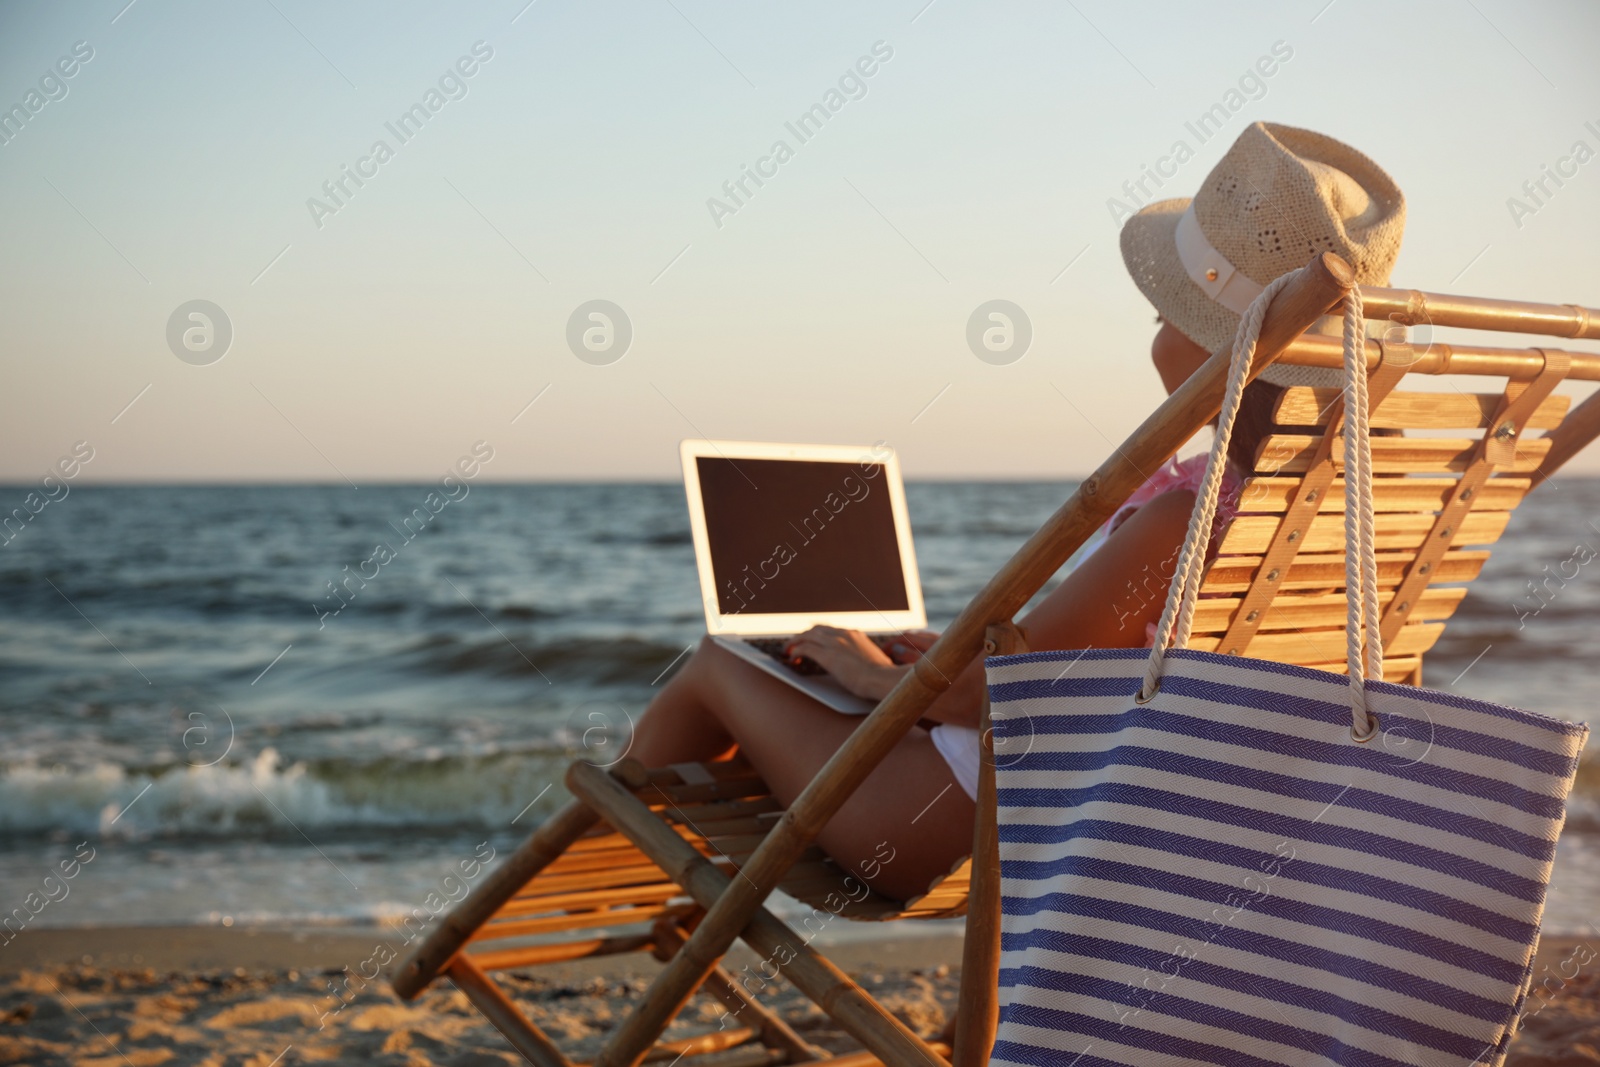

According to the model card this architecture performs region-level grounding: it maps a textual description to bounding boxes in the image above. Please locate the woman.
[630,122,1407,903]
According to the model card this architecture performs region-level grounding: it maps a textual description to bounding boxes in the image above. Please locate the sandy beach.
[0,926,1595,1065]
[0,925,965,1065]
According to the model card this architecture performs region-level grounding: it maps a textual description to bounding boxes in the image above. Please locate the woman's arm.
[1016,487,1195,656]
[790,488,1198,728]
[919,487,1198,727]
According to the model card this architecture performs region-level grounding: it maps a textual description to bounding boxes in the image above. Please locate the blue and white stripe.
[988,647,1587,1067]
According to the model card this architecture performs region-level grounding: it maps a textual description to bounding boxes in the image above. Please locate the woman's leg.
[628,637,975,902]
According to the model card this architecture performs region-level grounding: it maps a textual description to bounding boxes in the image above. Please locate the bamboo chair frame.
[392,253,1600,1067]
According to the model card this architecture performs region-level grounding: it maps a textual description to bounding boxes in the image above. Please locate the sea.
[4,481,1600,940]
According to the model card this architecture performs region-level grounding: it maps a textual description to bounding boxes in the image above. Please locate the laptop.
[680,439,927,715]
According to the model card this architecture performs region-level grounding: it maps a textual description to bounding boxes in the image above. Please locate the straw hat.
[1120,121,1406,387]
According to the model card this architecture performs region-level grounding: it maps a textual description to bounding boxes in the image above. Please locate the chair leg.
[950,622,1025,1067]
[652,919,826,1062]
[566,762,947,1067]
[395,792,606,999]
[447,954,576,1067]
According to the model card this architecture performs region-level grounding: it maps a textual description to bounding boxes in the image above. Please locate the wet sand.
[0,926,1594,1065]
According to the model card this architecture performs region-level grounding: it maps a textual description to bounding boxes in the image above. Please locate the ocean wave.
[0,575,568,627]
[11,742,1599,843]
[0,747,584,840]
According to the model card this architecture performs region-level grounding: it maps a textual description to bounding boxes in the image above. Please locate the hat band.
[1175,205,1264,315]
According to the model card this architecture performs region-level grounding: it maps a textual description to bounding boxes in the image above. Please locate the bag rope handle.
[1341,287,1384,738]
[1138,276,1383,741]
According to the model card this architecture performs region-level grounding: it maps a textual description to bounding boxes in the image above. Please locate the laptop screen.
[695,456,911,617]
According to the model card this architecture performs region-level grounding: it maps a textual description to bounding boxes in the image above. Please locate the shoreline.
[0,923,967,979]
[3,921,1590,976]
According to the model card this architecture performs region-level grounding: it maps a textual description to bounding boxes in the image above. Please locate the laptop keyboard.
[744,635,900,677]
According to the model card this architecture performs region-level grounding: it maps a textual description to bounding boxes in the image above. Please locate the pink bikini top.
[1101,453,1244,648]
[1105,452,1243,545]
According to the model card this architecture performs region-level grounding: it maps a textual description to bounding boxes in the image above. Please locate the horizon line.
[0,474,1105,489]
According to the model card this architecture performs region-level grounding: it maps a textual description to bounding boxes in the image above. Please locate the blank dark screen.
[696,457,910,616]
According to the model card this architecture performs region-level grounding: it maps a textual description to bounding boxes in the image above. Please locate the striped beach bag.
[987,279,1588,1067]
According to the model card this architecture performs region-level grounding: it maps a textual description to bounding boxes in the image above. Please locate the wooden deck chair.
[391,253,1600,1067]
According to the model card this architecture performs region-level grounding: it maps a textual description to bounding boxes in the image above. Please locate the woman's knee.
[685,634,740,678]
[660,635,726,697]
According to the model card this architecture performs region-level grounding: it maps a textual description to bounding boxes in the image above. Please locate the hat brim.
[1120,198,1344,388]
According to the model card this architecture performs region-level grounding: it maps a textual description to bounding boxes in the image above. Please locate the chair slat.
[1200,550,1489,593]
[902,862,974,915]
[1186,621,1444,662]
[475,901,700,941]
[512,863,673,898]
[564,832,651,854]
[1216,510,1509,554]
[1235,477,1528,514]
[495,882,688,917]
[538,851,658,879]
[1274,388,1567,430]
[465,934,657,972]
[1254,434,1550,473]
[1269,655,1423,679]
[1188,586,1466,635]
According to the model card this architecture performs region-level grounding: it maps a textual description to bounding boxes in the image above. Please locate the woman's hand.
[786,626,905,702]
[881,630,939,664]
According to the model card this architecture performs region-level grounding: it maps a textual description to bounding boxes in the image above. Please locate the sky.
[2,0,1598,483]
